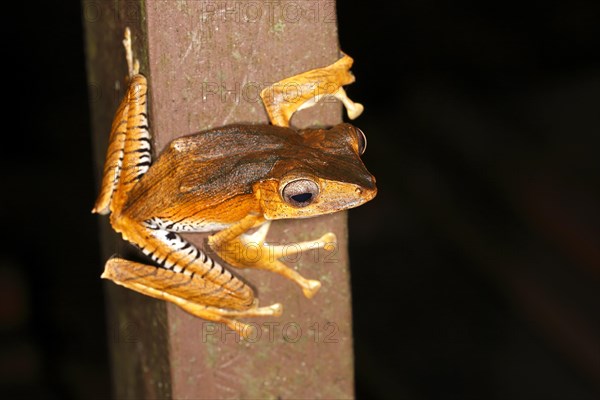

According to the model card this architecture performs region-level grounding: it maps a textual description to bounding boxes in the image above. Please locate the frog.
[93,28,377,338]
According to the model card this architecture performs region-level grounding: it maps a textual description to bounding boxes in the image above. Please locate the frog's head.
[254,123,377,220]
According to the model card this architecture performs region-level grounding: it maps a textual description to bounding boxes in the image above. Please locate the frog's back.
[167,124,301,160]
[121,124,299,220]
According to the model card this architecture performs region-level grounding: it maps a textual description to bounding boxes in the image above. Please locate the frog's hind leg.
[113,216,256,307]
[106,215,283,332]
[92,28,150,216]
[103,258,281,339]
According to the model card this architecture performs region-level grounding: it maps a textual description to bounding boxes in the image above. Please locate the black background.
[1,1,599,399]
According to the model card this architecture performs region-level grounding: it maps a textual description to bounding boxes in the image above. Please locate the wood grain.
[85,1,354,398]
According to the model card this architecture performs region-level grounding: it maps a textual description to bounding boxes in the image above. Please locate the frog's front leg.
[260,53,363,127]
[208,215,336,298]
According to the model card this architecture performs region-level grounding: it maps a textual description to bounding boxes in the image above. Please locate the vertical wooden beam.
[84,1,353,398]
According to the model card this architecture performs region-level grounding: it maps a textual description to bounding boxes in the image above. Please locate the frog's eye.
[356,127,367,155]
[282,179,320,207]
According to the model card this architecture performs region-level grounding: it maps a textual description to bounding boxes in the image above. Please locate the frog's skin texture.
[93,28,376,338]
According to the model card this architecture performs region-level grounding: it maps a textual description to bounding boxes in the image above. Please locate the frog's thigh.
[102,258,282,338]
[115,214,254,299]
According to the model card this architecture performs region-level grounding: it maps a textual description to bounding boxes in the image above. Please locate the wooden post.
[84,1,354,398]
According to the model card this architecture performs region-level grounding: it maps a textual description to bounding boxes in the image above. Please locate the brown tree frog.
[93,28,376,338]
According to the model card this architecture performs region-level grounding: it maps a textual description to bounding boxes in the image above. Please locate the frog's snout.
[355,180,377,203]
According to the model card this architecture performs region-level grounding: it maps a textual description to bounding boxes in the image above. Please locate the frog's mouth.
[317,180,377,213]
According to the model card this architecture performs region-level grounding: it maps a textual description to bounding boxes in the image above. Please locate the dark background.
[1,1,599,399]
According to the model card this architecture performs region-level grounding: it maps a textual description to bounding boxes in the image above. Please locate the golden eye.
[281,179,320,207]
[356,127,367,155]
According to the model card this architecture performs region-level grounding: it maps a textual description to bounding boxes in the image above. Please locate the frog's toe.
[268,302,283,317]
[320,232,337,251]
[302,279,322,299]
[346,101,364,120]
